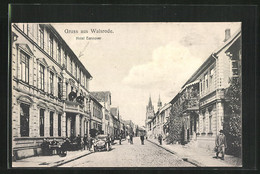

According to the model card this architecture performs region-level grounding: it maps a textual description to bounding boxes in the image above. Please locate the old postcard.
[10,22,242,167]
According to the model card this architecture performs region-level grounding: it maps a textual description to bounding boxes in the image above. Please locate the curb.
[50,151,93,167]
[147,139,202,167]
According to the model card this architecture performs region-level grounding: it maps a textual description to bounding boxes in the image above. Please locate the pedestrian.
[127,134,130,144]
[76,134,81,149]
[107,134,111,147]
[83,134,88,150]
[119,134,122,145]
[140,134,144,145]
[130,134,133,144]
[158,134,162,145]
[213,130,227,160]
[87,136,92,151]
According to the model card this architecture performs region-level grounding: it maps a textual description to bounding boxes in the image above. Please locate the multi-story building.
[88,94,103,136]
[90,91,113,136]
[170,81,200,144]
[169,28,241,149]
[110,107,120,139]
[11,23,92,160]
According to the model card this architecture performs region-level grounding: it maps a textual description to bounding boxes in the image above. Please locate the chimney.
[224,28,231,42]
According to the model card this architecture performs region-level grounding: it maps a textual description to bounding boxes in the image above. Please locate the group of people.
[126,134,134,144]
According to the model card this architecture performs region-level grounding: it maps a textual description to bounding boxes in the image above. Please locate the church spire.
[158,94,162,108]
[148,94,153,108]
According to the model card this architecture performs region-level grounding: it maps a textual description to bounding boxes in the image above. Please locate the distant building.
[110,107,120,139]
[89,94,103,136]
[91,91,112,136]
[145,96,155,137]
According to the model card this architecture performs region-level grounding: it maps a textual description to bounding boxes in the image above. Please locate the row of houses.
[145,27,241,150]
[11,23,136,160]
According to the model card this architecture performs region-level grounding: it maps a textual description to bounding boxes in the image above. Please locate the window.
[232,61,239,76]
[200,80,202,93]
[64,52,67,68]
[209,110,212,132]
[70,58,73,73]
[22,24,29,35]
[210,68,215,77]
[40,108,45,136]
[203,112,206,133]
[58,114,61,136]
[66,83,68,99]
[20,103,30,137]
[50,72,54,95]
[204,73,208,89]
[49,35,53,57]
[27,24,30,36]
[39,25,44,49]
[20,51,29,83]
[50,111,54,136]
[57,44,61,64]
[58,77,62,100]
[39,64,45,90]
[75,64,77,79]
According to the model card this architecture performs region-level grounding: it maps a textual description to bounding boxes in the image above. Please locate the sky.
[52,22,241,127]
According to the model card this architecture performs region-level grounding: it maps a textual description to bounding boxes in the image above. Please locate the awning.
[179,80,199,93]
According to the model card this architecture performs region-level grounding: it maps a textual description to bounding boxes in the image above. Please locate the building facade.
[88,94,103,136]
[11,23,93,160]
[90,91,113,136]
[168,28,241,149]
[110,107,120,139]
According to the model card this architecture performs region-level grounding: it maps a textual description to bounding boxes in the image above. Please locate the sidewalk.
[12,149,92,168]
[147,138,242,167]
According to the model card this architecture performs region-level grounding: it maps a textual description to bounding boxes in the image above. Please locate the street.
[60,137,195,167]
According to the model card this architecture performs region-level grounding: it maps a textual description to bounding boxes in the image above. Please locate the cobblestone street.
[60,137,195,167]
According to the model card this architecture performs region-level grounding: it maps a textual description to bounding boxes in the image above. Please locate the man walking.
[130,133,133,144]
[140,134,145,145]
[213,130,227,160]
[158,134,162,145]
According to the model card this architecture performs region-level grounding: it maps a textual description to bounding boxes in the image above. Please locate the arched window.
[20,103,30,137]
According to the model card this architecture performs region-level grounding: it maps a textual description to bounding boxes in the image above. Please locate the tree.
[223,77,242,157]
[166,106,183,144]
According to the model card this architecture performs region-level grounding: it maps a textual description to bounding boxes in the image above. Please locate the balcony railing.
[65,100,84,112]
[182,97,199,111]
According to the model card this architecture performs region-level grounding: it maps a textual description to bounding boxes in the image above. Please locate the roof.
[89,93,103,108]
[179,80,200,94]
[148,95,153,108]
[90,91,111,104]
[182,27,241,88]
[110,107,119,117]
[158,103,172,114]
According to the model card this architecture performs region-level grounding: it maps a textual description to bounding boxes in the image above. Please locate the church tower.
[145,95,155,130]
